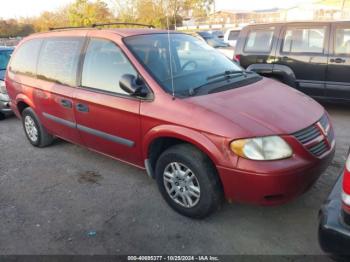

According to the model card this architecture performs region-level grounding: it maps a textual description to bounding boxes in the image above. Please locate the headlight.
[0,80,6,94]
[230,136,293,161]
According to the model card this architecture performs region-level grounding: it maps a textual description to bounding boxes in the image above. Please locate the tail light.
[234,54,241,62]
[342,153,350,213]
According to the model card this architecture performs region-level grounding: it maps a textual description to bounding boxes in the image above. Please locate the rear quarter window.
[9,39,42,76]
[37,37,84,86]
[244,28,274,53]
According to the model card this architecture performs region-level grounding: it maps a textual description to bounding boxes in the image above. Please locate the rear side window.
[244,28,274,52]
[335,27,350,55]
[282,27,326,54]
[10,39,42,76]
[81,38,137,95]
[37,37,84,86]
[228,31,239,41]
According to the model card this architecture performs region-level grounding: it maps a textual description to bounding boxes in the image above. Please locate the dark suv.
[235,21,350,103]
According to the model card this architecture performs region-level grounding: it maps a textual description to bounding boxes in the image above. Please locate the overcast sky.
[0,0,316,19]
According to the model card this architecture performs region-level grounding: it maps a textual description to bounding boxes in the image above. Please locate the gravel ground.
[0,103,349,255]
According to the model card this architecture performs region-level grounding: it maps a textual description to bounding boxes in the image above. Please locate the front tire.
[155,144,223,219]
[22,107,53,147]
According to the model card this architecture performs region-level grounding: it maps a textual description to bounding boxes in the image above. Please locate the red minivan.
[5,25,335,218]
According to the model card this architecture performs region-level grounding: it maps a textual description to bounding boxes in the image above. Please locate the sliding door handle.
[76,103,89,113]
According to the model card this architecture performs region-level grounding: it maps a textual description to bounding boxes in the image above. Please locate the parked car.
[235,21,350,103]
[196,31,235,59]
[224,28,241,48]
[6,26,335,218]
[0,46,14,119]
[319,148,350,256]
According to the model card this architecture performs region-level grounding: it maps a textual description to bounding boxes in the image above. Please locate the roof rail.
[91,22,155,28]
[49,22,155,31]
[49,26,88,31]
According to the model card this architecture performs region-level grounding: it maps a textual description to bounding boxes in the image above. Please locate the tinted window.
[228,31,239,41]
[0,50,13,70]
[244,28,274,52]
[81,38,137,95]
[335,27,350,55]
[37,37,83,86]
[10,39,42,76]
[282,27,326,53]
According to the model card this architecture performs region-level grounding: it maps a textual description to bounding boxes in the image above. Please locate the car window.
[0,50,13,70]
[244,28,274,52]
[282,27,326,54]
[10,39,42,76]
[228,31,239,41]
[37,37,83,86]
[81,38,137,95]
[335,27,350,55]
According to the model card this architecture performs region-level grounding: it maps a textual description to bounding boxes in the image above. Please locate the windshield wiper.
[188,70,255,96]
[207,70,256,81]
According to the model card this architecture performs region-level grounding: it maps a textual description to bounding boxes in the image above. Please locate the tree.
[67,0,113,27]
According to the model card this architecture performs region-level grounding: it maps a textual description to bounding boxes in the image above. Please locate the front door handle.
[330,58,346,64]
[60,99,72,109]
[76,103,89,112]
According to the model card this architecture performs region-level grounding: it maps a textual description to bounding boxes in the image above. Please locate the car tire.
[0,112,5,121]
[22,107,53,147]
[155,144,223,219]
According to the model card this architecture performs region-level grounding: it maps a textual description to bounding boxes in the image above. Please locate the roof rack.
[92,22,155,28]
[49,22,155,31]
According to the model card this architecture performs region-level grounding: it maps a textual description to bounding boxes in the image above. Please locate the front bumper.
[217,146,335,205]
[319,173,350,255]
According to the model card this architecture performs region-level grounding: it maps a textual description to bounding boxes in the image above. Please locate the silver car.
[0,46,14,119]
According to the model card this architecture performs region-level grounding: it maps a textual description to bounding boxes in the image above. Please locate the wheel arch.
[143,125,224,179]
[15,94,36,117]
[247,63,297,87]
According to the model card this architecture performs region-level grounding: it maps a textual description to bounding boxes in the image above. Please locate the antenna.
[166,0,176,100]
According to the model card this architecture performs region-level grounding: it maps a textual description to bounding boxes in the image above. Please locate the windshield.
[0,50,13,70]
[124,34,256,97]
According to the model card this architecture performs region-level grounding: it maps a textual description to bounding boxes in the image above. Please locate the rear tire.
[155,144,223,219]
[22,107,53,147]
[0,112,5,121]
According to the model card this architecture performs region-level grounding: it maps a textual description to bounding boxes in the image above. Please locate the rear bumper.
[319,174,350,255]
[218,147,334,205]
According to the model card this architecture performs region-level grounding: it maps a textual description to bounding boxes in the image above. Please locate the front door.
[326,22,350,101]
[74,37,143,166]
[275,24,329,98]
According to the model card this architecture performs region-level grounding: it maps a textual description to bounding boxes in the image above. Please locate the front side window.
[81,38,137,95]
[0,50,13,70]
[335,27,350,55]
[124,33,259,97]
[282,27,326,54]
[10,39,42,76]
[37,37,84,86]
[244,28,274,52]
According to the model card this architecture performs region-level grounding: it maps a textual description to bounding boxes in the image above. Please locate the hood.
[187,77,324,138]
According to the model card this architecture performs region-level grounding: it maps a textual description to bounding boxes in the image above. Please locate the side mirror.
[119,74,149,97]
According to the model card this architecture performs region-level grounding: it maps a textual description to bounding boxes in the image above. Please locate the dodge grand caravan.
[5,25,335,218]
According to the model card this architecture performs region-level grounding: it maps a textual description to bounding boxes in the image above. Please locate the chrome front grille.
[292,114,335,157]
